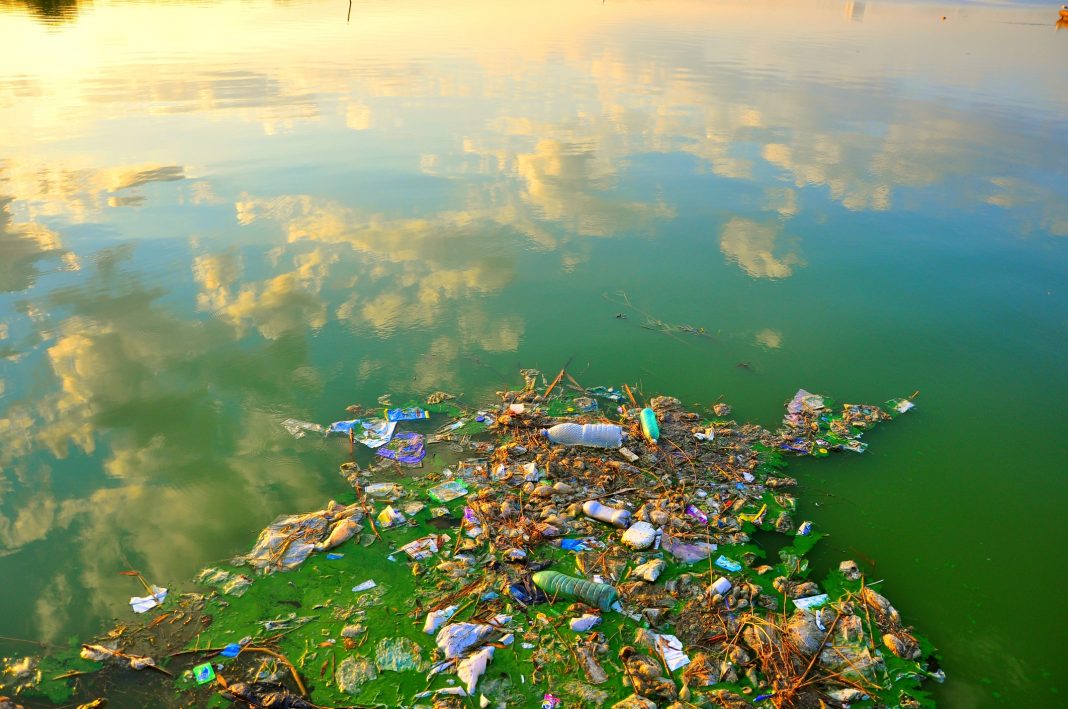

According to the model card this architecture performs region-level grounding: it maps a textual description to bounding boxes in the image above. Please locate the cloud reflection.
[0,196,78,292]
[720,217,804,279]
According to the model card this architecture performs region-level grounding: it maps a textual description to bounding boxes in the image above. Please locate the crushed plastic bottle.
[541,423,622,448]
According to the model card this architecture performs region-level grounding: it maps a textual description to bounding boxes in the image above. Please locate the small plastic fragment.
[792,594,829,610]
[193,662,216,684]
[385,407,429,421]
[376,506,406,528]
[428,480,469,503]
[715,555,743,572]
[220,643,242,658]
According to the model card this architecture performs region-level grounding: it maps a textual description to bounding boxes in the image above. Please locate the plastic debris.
[376,506,406,528]
[281,418,325,438]
[639,408,659,443]
[542,423,623,448]
[244,502,364,572]
[336,656,378,693]
[257,613,315,632]
[427,479,469,503]
[792,594,829,610]
[375,637,426,672]
[569,613,602,632]
[414,687,468,699]
[582,500,631,527]
[630,558,666,583]
[376,432,426,464]
[386,407,430,421]
[352,580,377,592]
[129,586,167,613]
[423,606,458,634]
[584,386,624,401]
[684,504,708,524]
[192,662,215,684]
[364,482,402,497]
[435,615,511,659]
[714,555,743,572]
[220,643,242,658]
[328,418,396,447]
[532,571,618,611]
[457,645,494,693]
[638,630,691,671]
[196,568,253,597]
[573,396,598,412]
[661,534,716,563]
[400,534,449,560]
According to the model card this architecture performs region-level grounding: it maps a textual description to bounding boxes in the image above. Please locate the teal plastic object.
[640,407,660,443]
[532,570,618,611]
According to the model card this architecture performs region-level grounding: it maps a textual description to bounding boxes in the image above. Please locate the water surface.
[1,0,1066,706]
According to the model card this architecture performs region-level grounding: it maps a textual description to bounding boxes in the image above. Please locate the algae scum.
[0,373,940,709]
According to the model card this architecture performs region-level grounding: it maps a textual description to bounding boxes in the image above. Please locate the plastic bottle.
[639,407,660,443]
[582,500,632,528]
[531,570,618,611]
[541,423,622,448]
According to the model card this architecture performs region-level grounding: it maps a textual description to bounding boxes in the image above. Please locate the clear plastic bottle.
[541,423,622,448]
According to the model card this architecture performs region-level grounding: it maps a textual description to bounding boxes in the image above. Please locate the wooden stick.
[544,368,566,398]
[143,663,175,678]
[353,484,382,542]
[793,611,842,689]
[243,646,307,696]
[134,573,156,597]
[51,670,94,680]
[549,619,582,671]
[0,634,47,648]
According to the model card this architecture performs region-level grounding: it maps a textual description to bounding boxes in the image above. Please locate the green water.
[0,0,1066,705]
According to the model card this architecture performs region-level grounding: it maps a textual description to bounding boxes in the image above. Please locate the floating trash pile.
[0,372,940,709]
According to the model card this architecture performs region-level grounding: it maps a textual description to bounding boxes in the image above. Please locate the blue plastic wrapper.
[375,432,426,464]
[508,582,548,605]
[715,555,743,572]
[385,407,429,422]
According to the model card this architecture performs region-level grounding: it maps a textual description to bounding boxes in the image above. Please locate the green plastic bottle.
[640,407,659,444]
